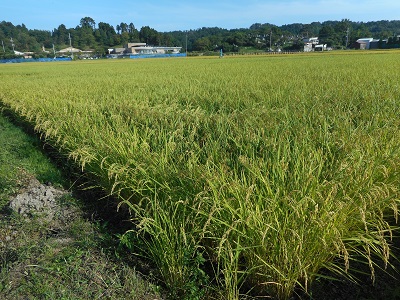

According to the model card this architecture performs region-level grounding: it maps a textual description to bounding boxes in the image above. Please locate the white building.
[314,44,328,51]
[14,50,34,58]
[303,37,319,52]
[58,47,83,54]
[303,37,327,52]
[111,43,182,56]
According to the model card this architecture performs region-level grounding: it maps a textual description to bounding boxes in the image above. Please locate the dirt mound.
[9,178,70,221]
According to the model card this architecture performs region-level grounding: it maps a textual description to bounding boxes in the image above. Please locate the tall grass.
[0,52,399,298]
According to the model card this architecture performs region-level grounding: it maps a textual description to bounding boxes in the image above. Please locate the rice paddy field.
[1,51,399,299]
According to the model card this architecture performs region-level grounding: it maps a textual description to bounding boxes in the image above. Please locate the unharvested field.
[1,52,399,299]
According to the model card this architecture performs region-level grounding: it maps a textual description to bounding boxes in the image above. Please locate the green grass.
[0,207,162,300]
[0,113,64,205]
[0,113,162,300]
[0,51,399,298]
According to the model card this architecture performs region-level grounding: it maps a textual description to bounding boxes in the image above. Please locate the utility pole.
[69,33,73,59]
[185,31,188,57]
[345,27,350,49]
[270,30,272,51]
[10,37,15,52]
[1,40,5,53]
[51,30,56,59]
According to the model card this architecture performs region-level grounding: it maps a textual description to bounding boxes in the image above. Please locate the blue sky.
[2,0,400,32]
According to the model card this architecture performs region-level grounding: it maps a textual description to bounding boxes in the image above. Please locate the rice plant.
[0,51,399,298]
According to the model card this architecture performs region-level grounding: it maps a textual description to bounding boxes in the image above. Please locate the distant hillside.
[1,18,399,57]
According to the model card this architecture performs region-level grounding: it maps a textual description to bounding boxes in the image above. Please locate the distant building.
[303,37,327,52]
[355,38,380,50]
[14,50,33,58]
[303,37,319,44]
[303,37,319,52]
[58,47,82,54]
[57,47,94,58]
[110,43,182,56]
[314,44,328,51]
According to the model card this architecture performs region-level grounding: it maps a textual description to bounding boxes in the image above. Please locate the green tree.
[226,31,247,47]
[128,23,140,42]
[54,24,69,46]
[139,26,159,45]
[80,17,96,30]
[30,29,52,48]
[193,37,211,51]
[334,19,351,47]
[96,22,116,46]
[120,32,129,45]
[15,32,40,52]
[353,23,372,40]
[120,22,128,33]
[319,25,336,46]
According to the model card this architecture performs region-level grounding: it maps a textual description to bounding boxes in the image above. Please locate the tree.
[160,33,173,47]
[353,23,372,40]
[128,23,135,33]
[120,22,128,33]
[30,29,52,48]
[78,28,95,49]
[333,19,351,47]
[128,22,140,42]
[193,37,211,51]
[120,32,129,45]
[53,24,69,46]
[226,31,247,47]
[80,17,96,30]
[96,22,116,46]
[319,25,336,46]
[139,26,159,45]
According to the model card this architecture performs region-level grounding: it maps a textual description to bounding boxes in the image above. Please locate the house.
[303,37,319,52]
[303,37,327,52]
[303,37,319,44]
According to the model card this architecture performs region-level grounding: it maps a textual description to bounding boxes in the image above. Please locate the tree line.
[1,17,400,58]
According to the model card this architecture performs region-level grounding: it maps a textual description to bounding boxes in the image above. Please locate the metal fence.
[129,53,187,59]
[0,57,72,64]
